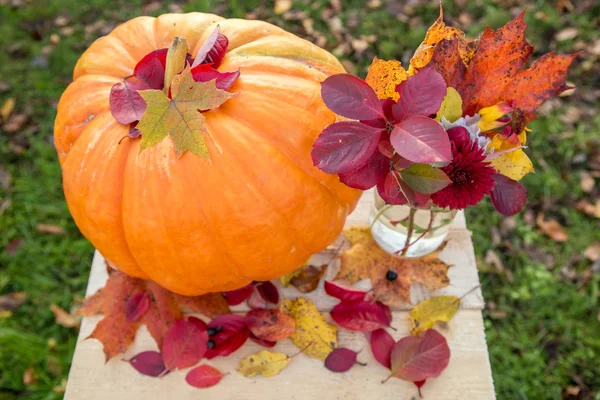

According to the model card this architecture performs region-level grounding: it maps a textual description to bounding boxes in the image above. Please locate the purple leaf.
[490,174,527,216]
[377,171,409,205]
[125,291,150,322]
[109,80,149,125]
[192,26,228,68]
[338,151,390,190]
[256,281,279,304]
[321,74,385,120]
[312,121,383,174]
[369,329,394,369]
[134,48,168,90]
[222,283,255,306]
[127,351,166,377]
[330,300,392,332]
[324,348,360,373]
[191,64,240,91]
[390,116,452,164]
[391,66,447,121]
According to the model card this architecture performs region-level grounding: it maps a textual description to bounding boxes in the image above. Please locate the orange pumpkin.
[54,13,361,295]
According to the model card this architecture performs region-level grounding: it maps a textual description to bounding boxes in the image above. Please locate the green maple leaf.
[137,66,236,158]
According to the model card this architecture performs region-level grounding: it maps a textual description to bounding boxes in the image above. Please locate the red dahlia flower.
[431,127,495,210]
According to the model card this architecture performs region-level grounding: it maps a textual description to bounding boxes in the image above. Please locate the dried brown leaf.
[536,213,569,242]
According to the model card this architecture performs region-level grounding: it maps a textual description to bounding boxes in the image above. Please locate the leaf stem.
[395,209,434,256]
[163,36,189,94]
[401,207,417,256]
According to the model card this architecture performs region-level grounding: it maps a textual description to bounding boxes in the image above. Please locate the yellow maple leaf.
[237,350,290,377]
[409,295,460,335]
[337,227,451,306]
[408,7,467,75]
[365,57,408,101]
[488,132,534,181]
[280,298,337,360]
[435,87,463,122]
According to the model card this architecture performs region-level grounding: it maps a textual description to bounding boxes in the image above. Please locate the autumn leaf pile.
[311,8,577,217]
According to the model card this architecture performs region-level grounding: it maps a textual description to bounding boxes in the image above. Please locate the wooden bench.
[64,190,496,399]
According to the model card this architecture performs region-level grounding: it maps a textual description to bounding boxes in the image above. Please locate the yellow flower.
[487,127,533,181]
[477,101,513,132]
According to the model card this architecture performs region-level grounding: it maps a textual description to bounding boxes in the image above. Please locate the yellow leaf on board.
[237,350,290,377]
[409,296,460,335]
[280,298,337,360]
[435,87,463,122]
[365,57,408,101]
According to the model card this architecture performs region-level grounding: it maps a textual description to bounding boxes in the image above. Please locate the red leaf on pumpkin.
[391,66,446,121]
[324,281,367,303]
[192,26,228,69]
[134,48,168,90]
[369,329,394,369]
[222,283,255,305]
[245,309,296,342]
[191,64,240,91]
[390,116,451,164]
[489,174,526,216]
[331,300,392,332]
[249,332,277,348]
[205,315,250,359]
[321,74,385,120]
[162,317,209,371]
[312,121,383,174]
[324,348,360,373]
[256,281,279,304]
[109,80,149,125]
[457,12,533,115]
[125,291,150,322]
[377,171,409,206]
[384,329,450,384]
[185,364,226,389]
[126,351,167,377]
[338,151,390,190]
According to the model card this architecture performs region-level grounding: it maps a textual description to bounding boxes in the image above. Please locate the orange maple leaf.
[336,227,451,306]
[79,270,230,361]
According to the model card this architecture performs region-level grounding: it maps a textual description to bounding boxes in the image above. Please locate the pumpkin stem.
[163,36,189,94]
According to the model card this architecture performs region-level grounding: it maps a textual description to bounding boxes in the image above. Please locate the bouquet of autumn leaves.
[311,11,577,216]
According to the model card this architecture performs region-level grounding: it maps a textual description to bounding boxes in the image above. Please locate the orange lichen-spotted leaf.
[502,52,579,119]
[336,227,451,306]
[408,6,467,75]
[429,38,466,89]
[458,12,533,116]
[365,57,408,101]
[173,293,230,319]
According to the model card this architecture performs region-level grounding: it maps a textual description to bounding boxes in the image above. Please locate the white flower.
[441,115,492,153]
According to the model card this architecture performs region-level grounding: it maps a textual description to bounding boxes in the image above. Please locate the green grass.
[1,1,599,399]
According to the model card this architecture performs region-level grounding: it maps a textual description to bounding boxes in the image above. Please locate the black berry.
[386,269,398,281]
[207,340,216,349]
[207,328,217,336]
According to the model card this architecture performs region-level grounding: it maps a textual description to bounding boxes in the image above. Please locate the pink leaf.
[387,329,450,383]
[126,351,166,377]
[490,174,526,216]
[192,26,228,68]
[312,121,383,174]
[339,151,390,190]
[249,332,277,348]
[321,74,385,120]
[185,364,226,389]
[324,281,367,303]
[222,283,255,305]
[125,291,150,322]
[331,301,392,332]
[391,66,447,121]
[109,80,149,125]
[191,64,240,91]
[324,348,360,373]
[369,329,394,369]
[162,317,209,371]
[134,48,168,90]
[390,116,452,164]
[246,289,267,309]
[256,281,279,304]
[205,315,249,359]
[377,171,409,205]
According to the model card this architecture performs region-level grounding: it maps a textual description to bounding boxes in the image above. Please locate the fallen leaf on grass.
[273,0,292,15]
[237,350,290,377]
[186,364,226,388]
[536,213,569,242]
[245,309,295,342]
[0,292,27,312]
[0,97,15,122]
[580,171,595,193]
[584,243,600,261]
[162,317,208,371]
[337,227,451,306]
[0,167,11,190]
[126,351,166,377]
[280,298,337,360]
[22,367,38,385]
[36,224,65,235]
[50,304,80,329]
[575,199,600,218]
[324,348,363,373]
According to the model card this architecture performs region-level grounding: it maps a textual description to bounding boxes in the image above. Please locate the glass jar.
[369,191,457,257]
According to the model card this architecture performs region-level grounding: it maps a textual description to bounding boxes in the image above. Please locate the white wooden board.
[64,190,496,399]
